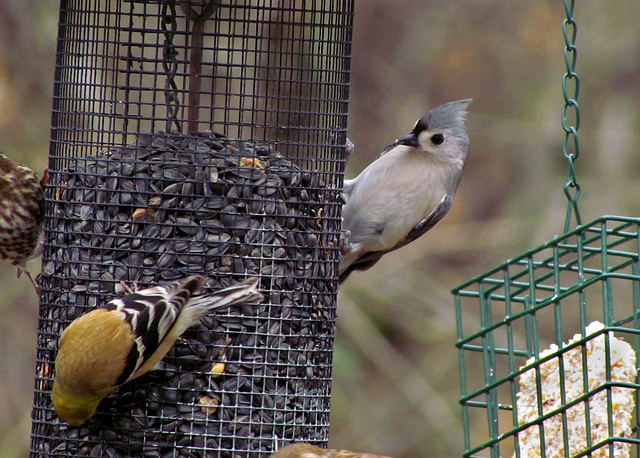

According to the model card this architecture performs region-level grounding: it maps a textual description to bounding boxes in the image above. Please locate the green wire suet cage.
[454,217,640,457]
[454,2,640,457]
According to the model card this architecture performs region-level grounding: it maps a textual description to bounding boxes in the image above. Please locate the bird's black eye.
[430,133,444,145]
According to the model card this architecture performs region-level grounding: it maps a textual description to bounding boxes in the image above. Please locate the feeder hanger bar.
[177,0,222,21]
[177,0,223,135]
[561,0,582,233]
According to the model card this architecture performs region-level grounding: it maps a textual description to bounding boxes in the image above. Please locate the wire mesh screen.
[454,217,640,457]
[31,0,353,456]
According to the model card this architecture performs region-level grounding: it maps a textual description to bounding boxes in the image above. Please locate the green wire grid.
[454,216,640,457]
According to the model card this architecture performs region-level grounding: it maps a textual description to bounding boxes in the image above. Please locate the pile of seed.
[31,132,340,456]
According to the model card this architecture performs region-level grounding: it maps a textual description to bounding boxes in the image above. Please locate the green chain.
[561,0,582,233]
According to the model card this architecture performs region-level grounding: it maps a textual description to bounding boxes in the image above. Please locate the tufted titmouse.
[339,99,471,283]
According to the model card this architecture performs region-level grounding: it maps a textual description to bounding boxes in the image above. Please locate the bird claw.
[345,137,355,162]
[328,134,355,162]
[16,265,41,296]
[116,280,139,296]
[339,229,352,255]
[27,272,41,296]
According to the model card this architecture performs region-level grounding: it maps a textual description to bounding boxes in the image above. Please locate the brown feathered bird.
[272,443,394,458]
[0,153,46,293]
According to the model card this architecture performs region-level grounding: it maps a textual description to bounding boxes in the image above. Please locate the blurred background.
[1,1,639,457]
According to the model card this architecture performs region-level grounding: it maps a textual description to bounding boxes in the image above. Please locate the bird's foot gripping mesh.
[454,216,640,458]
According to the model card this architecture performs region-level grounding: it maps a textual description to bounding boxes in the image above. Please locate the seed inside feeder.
[33,131,340,456]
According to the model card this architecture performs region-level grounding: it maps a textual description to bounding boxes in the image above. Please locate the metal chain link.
[561,0,582,233]
[161,1,183,133]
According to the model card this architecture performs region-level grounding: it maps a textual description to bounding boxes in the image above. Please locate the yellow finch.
[52,275,262,425]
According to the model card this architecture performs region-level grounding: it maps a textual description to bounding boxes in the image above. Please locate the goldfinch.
[52,275,262,425]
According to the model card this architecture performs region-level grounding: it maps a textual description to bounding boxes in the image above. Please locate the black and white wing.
[102,275,206,385]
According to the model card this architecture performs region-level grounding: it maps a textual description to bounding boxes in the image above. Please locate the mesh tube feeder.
[31,1,353,456]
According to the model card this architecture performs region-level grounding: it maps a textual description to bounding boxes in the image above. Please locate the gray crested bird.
[0,153,46,293]
[339,99,471,283]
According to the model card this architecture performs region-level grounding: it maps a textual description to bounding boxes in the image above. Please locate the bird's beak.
[394,133,419,147]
